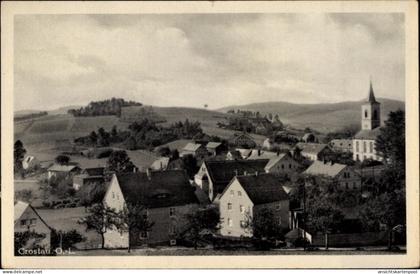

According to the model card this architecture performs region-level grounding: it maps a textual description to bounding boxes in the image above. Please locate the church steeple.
[367,80,377,103]
[361,80,381,130]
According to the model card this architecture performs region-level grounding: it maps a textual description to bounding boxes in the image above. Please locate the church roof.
[354,127,382,140]
[367,81,379,104]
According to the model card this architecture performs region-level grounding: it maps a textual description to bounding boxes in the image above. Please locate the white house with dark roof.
[150,157,170,171]
[14,201,52,250]
[218,173,290,237]
[47,164,81,179]
[294,142,332,161]
[180,143,208,160]
[352,81,383,162]
[303,160,361,190]
[247,149,301,177]
[102,170,199,248]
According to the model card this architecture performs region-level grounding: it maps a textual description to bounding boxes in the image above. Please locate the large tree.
[182,206,221,249]
[78,203,121,249]
[375,109,405,169]
[244,207,285,241]
[118,202,154,253]
[107,150,136,173]
[55,154,70,165]
[14,140,26,174]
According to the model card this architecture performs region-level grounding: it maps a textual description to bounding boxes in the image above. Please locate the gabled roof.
[15,201,29,221]
[354,127,382,140]
[233,173,289,205]
[47,164,80,172]
[265,154,290,170]
[295,142,328,155]
[206,142,222,149]
[14,201,52,230]
[84,167,105,176]
[116,170,199,208]
[247,149,278,160]
[236,149,252,159]
[204,159,269,196]
[303,160,347,178]
[182,143,204,152]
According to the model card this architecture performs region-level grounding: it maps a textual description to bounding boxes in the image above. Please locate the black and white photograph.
[2,1,419,269]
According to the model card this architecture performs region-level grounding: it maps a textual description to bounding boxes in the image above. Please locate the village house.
[150,157,170,171]
[194,159,269,201]
[72,167,105,191]
[206,142,223,156]
[262,138,274,150]
[47,164,81,180]
[22,155,40,171]
[229,132,257,149]
[329,139,353,153]
[294,142,332,161]
[180,143,208,160]
[247,150,301,177]
[102,169,199,248]
[302,133,318,143]
[219,173,290,237]
[14,201,52,250]
[303,160,361,190]
[353,81,383,162]
[226,149,242,160]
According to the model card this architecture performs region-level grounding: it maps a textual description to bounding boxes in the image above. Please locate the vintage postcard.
[1,1,419,269]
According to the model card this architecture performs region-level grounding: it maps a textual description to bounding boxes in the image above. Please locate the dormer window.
[365,110,368,118]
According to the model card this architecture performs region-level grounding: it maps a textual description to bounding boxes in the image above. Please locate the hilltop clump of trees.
[74,119,203,151]
[68,98,142,117]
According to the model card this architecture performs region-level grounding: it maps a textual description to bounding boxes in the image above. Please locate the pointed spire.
[367,78,377,103]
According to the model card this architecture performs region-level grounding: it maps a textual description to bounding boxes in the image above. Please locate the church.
[352,81,383,162]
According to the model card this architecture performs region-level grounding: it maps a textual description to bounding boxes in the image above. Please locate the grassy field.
[126,149,159,170]
[37,207,102,249]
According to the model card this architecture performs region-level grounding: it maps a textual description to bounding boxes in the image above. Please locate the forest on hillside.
[68,98,142,117]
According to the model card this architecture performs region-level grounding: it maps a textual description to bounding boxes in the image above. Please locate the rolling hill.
[218,98,405,132]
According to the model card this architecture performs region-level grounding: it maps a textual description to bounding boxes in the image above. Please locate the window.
[363,141,367,153]
[228,218,233,227]
[29,218,37,225]
[345,182,349,189]
[112,192,115,199]
[369,142,373,153]
[228,203,232,210]
[365,110,368,118]
[289,164,292,169]
[281,164,284,169]
[20,220,27,226]
[230,190,234,196]
[169,207,176,217]
[237,191,242,196]
[239,205,244,213]
[140,231,148,239]
[353,182,357,189]
[356,141,359,153]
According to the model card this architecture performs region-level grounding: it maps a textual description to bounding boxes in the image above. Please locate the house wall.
[103,176,129,249]
[253,200,290,231]
[266,156,300,177]
[15,207,51,249]
[352,139,382,162]
[336,166,361,190]
[219,179,253,237]
[132,204,198,246]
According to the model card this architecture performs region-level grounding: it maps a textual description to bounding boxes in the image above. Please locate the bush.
[42,201,51,208]
[293,237,310,248]
[51,229,86,250]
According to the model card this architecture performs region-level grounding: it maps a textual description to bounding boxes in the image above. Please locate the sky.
[14,13,405,111]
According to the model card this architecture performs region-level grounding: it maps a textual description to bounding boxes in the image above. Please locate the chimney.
[277,150,280,156]
[133,167,137,173]
[330,160,335,166]
[234,169,238,176]
[244,171,247,176]
[255,171,258,176]
[146,168,152,180]
[258,149,261,156]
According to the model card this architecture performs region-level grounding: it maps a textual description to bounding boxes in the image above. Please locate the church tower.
[361,81,381,130]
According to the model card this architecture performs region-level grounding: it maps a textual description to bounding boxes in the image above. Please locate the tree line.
[68,98,142,117]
